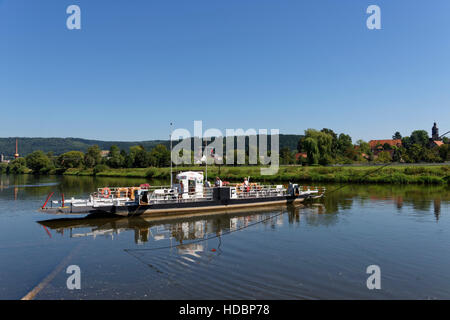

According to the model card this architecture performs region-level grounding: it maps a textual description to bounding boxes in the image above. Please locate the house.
[430,140,444,148]
[361,153,369,160]
[100,150,110,158]
[368,139,402,152]
[294,152,307,161]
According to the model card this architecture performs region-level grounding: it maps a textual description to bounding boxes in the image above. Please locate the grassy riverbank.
[63,165,450,185]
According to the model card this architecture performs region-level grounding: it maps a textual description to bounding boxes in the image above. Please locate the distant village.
[293,122,447,164]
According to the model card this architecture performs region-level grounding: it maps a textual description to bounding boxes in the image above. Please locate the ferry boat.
[39,171,324,217]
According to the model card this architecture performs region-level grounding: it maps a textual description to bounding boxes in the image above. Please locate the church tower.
[432,122,440,140]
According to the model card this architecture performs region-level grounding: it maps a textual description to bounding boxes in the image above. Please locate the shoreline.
[57,164,450,185]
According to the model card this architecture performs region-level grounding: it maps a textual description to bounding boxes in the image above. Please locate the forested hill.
[0,134,302,157]
[0,138,168,157]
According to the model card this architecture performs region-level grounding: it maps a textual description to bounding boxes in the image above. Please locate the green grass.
[61,164,450,185]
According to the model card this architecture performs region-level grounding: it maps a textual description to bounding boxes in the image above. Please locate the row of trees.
[0,144,171,174]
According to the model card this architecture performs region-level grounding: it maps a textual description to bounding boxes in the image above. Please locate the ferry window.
[188,179,195,193]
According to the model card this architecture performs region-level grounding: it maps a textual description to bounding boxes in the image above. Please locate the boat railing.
[233,184,287,199]
[147,187,214,204]
[89,184,325,205]
[231,184,325,199]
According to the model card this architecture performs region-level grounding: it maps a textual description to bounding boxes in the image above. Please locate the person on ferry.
[243,177,250,192]
[178,180,184,199]
[215,176,223,187]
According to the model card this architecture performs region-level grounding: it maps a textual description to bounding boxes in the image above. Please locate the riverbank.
[62,165,450,185]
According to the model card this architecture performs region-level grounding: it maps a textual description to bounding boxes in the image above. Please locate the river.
[0,174,449,299]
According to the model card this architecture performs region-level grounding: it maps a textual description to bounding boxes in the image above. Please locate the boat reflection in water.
[37,204,324,248]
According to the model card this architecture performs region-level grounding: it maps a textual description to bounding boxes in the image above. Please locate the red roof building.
[431,140,444,147]
[369,139,402,151]
[295,152,307,160]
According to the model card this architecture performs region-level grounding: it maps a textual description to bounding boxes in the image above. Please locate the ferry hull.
[40,194,313,217]
[118,195,306,217]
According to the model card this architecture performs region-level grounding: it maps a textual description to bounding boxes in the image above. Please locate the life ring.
[101,187,111,198]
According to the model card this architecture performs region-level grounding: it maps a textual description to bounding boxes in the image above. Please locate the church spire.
[432,122,439,140]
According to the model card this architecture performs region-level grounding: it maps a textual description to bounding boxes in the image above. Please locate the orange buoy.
[101,187,111,198]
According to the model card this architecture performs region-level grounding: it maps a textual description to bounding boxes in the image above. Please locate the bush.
[93,164,109,175]
[7,158,28,174]
[0,163,7,173]
[145,167,158,178]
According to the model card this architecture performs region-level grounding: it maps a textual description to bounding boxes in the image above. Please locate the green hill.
[0,134,303,158]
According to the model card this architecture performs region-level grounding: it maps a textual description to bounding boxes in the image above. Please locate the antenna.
[170,122,173,187]
[14,139,19,159]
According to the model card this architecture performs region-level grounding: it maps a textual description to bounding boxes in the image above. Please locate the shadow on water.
[37,204,311,245]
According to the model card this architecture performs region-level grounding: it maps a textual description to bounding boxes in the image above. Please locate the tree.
[356,140,370,154]
[149,144,170,167]
[407,144,424,163]
[296,136,306,153]
[58,151,84,169]
[410,130,429,147]
[321,128,338,156]
[337,133,352,156]
[134,148,151,167]
[383,143,392,150]
[25,150,51,173]
[401,136,412,150]
[423,148,441,163]
[280,147,294,165]
[392,146,403,162]
[304,129,333,163]
[6,158,27,174]
[303,137,319,165]
[376,151,392,163]
[438,145,449,161]
[84,145,102,168]
[343,146,358,161]
[126,145,144,168]
[106,145,124,168]
[392,131,402,140]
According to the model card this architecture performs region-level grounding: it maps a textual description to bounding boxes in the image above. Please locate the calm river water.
[0,174,449,299]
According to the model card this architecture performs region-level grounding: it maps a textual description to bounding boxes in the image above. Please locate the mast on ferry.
[170,122,173,188]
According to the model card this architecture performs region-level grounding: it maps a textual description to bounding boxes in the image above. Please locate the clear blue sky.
[1,0,449,142]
